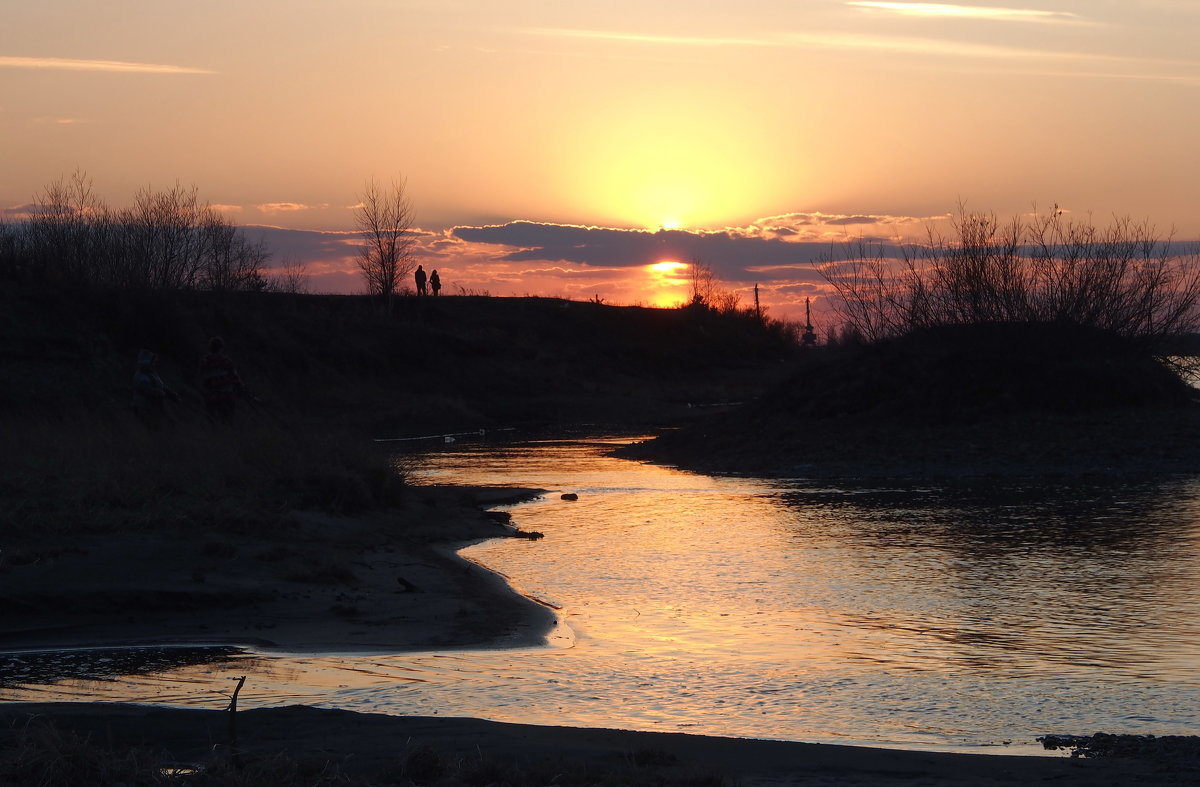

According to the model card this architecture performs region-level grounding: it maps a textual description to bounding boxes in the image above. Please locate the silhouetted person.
[429,269,441,296]
[200,336,246,420]
[132,349,179,427]
[414,265,427,295]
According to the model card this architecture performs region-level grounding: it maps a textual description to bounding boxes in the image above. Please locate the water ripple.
[6,436,1200,753]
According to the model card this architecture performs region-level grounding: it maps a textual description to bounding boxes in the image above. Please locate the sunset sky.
[4,1,1199,322]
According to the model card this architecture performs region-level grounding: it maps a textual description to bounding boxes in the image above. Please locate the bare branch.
[354,176,417,311]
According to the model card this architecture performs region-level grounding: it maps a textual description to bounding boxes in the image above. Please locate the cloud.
[447,218,932,285]
[0,56,214,75]
[517,18,1197,86]
[32,117,85,126]
[249,226,361,267]
[775,29,1200,85]
[256,202,318,214]
[520,28,773,48]
[824,215,881,226]
[746,212,934,239]
[846,2,1083,23]
[1,203,34,221]
[781,30,1098,62]
[245,215,970,319]
[452,221,801,276]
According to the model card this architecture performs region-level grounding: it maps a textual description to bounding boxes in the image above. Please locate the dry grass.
[0,720,164,787]
[0,720,732,786]
[0,414,408,537]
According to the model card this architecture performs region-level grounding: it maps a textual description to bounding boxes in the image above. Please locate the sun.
[644,260,690,307]
[565,95,765,230]
[649,260,688,275]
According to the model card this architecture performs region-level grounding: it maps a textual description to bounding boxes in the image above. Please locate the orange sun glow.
[644,260,690,307]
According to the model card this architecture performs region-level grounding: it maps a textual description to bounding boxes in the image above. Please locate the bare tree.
[0,219,19,280]
[688,257,741,313]
[267,256,312,295]
[4,173,271,292]
[818,206,1200,346]
[25,168,110,285]
[120,183,208,289]
[354,176,417,311]
[199,216,271,291]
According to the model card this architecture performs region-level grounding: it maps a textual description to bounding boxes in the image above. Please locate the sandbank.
[0,485,556,654]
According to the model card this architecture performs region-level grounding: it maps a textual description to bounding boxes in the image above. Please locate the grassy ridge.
[623,321,1200,479]
[1,284,796,533]
[0,417,403,534]
[1,284,795,431]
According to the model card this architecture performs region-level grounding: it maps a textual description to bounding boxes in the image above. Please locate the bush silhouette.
[819,207,1200,347]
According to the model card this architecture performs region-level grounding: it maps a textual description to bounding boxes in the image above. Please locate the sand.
[1,486,556,654]
[1,485,1195,785]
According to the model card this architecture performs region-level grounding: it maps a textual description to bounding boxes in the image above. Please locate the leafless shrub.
[0,219,24,279]
[267,256,312,294]
[196,217,270,292]
[819,206,1200,346]
[23,169,112,285]
[687,257,742,314]
[115,183,269,291]
[4,171,270,292]
[0,416,408,535]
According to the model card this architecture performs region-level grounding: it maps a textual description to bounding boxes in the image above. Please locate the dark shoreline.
[3,703,1196,786]
[0,485,558,657]
[617,405,1200,482]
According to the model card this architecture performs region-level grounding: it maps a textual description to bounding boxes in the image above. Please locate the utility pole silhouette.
[802,297,817,346]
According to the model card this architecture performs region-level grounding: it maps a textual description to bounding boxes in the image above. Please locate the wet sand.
[0,486,556,654]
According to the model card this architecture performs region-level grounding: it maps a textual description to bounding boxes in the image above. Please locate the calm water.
[6,435,1200,754]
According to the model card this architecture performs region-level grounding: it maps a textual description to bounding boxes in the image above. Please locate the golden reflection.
[11,443,1200,752]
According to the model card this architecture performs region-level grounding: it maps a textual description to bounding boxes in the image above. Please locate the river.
[6,434,1200,755]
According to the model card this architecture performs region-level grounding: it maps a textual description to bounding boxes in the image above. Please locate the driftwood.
[226,675,247,768]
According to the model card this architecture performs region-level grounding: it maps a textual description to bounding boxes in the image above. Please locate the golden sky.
[4,1,1199,320]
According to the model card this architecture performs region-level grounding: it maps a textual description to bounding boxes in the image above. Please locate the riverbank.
[619,404,1200,480]
[4,476,1199,785]
[617,323,1200,480]
[2,703,1194,786]
[0,484,557,654]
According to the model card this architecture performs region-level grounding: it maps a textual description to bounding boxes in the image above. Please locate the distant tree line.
[686,257,743,315]
[681,256,802,348]
[819,206,1200,346]
[0,170,271,292]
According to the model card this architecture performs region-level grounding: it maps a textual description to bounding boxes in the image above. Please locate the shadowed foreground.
[623,323,1200,480]
[3,703,1197,786]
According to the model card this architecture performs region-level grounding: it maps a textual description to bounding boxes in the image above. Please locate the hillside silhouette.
[0,283,796,435]
[623,321,1200,479]
[768,322,1195,421]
